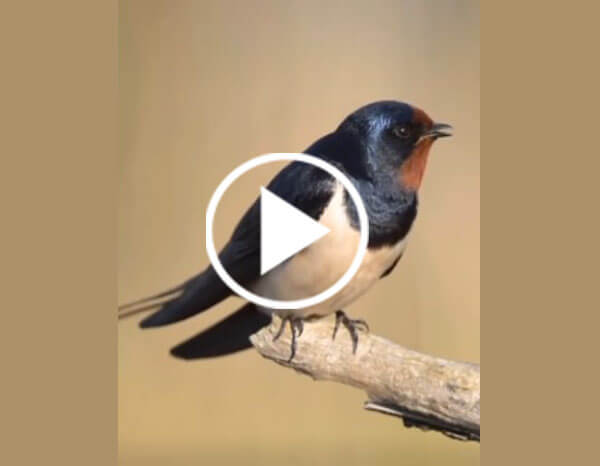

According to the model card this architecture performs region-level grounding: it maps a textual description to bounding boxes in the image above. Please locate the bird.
[118,100,452,361]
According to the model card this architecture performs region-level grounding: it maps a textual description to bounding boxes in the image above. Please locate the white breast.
[251,183,408,318]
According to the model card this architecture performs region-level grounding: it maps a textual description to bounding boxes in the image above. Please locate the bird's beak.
[426,122,453,139]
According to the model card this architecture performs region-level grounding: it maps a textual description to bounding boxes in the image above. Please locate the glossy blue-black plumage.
[138,101,424,336]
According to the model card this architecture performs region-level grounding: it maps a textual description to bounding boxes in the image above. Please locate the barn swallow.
[119,100,452,360]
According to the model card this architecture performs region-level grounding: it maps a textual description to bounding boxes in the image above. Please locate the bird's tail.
[170,303,271,359]
[117,280,190,320]
[118,263,234,327]
[118,277,268,358]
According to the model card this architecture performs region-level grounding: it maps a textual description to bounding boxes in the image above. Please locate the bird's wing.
[170,303,271,359]
[123,161,336,328]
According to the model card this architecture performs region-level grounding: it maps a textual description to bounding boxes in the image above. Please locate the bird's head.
[337,101,452,191]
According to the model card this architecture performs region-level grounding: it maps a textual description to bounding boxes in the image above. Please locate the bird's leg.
[272,315,305,362]
[332,310,370,354]
[272,315,290,342]
[293,318,304,337]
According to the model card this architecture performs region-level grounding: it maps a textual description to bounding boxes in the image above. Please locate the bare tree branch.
[250,316,480,442]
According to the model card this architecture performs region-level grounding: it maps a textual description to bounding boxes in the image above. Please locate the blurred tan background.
[118,1,479,465]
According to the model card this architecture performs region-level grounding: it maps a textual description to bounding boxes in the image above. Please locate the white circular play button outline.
[205,153,369,310]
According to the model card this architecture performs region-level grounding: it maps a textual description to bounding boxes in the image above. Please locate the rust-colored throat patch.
[400,138,435,191]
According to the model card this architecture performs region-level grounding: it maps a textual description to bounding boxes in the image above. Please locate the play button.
[205,153,368,310]
[260,187,330,275]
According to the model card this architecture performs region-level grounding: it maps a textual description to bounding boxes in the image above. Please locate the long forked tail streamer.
[118,283,186,312]
[118,300,173,320]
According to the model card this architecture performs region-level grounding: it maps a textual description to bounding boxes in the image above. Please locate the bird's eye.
[393,125,411,139]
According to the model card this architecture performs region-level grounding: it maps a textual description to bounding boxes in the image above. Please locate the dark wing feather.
[133,160,336,328]
[379,253,403,279]
[170,303,270,359]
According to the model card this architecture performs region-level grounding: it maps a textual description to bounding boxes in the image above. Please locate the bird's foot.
[332,310,369,354]
[272,316,304,362]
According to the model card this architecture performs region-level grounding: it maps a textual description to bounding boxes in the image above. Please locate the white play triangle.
[260,186,330,275]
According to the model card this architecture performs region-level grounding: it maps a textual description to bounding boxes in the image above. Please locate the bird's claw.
[272,316,305,362]
[332,310,370,354]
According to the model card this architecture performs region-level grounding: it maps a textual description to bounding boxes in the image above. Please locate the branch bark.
[250,316,480,442]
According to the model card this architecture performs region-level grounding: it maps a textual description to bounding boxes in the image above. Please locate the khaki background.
[7,2,599,466]
[118,1,479,465]
[5,2,599,466]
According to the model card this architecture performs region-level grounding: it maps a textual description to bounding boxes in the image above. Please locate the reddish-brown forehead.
[411,107,433,129]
